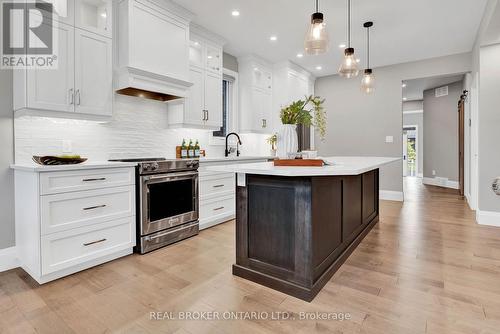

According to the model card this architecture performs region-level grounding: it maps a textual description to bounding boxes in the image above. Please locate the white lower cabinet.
[14,167,136,284]
[198,158,269,230]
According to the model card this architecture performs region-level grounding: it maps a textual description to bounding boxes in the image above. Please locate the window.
[213,79,230,138]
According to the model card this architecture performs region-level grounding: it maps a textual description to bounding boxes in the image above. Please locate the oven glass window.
[148,179,194,222]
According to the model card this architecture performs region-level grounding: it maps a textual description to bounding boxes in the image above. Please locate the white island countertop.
[206,156,400,177]
[11,161,138,172]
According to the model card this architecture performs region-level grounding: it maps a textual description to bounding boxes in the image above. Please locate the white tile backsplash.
[14,94,270,163]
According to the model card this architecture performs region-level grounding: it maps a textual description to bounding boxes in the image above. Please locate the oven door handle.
[142,172,198,183]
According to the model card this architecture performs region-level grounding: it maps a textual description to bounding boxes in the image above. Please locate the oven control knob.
[151,162,159,171]
[143,164,151,172]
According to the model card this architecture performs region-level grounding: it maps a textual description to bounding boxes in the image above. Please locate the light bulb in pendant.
[338,48,359,78]
[304,11,329,55]
[361,69,375,94]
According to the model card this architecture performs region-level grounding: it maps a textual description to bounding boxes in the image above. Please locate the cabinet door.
[27,22,75,113]
[189,39,204,68]
[205,45,222,75]
[74,29,112,116]
[75,0,112,38]
[251,88,271,132]
[34,0,75,26]
[260,91,272,131]
[204,72,223,128]
[185,67,205,125]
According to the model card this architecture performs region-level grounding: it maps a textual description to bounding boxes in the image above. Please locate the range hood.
[115,67,193,102]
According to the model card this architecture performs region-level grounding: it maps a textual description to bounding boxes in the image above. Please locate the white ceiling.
[402,74,465,101]
[482,1,500,46]
[173,0,488,77]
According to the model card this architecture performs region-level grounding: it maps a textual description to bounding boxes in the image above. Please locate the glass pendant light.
[304,0,329,55]
[361,21,375,94]
[338,0,359,78]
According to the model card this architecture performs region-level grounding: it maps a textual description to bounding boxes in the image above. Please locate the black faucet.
[225,132,242,157]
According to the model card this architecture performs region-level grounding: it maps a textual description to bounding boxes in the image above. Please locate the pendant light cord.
[316,0,319,12]
[367,26,370,68]
[347,0,351,48]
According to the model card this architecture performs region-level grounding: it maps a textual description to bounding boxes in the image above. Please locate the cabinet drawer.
[40,168,135,195]
[200,176,235,198]
[200,195,235,220]
[41,186,135,235]
[41,217,135,275]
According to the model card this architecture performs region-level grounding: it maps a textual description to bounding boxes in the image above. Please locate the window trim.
[209,68,239,146]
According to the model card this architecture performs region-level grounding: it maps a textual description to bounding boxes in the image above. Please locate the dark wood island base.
[233,169,380,302]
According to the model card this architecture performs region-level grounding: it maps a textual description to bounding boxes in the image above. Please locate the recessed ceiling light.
[316,66,322,70]
[270,35,278,41]
[339,43,346,48]
[296,53,304,58]
[231,10,240,17]
[403,97,408,101]
[207,55,213,59]
[402,83,407,88]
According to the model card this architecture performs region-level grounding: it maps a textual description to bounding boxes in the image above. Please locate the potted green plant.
[278,95,326,158]
[267,134,278,156]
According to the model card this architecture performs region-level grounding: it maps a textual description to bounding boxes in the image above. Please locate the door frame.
[403,124,419,177]
[458,95,465,197]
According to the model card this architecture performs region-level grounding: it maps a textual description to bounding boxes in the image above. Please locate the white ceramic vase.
[277,124,298,158]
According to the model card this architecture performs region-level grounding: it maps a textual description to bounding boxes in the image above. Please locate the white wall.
[423,80,463,182]
[315,52,472,194]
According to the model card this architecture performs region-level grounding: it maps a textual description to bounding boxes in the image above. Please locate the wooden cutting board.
[273,159,324,167]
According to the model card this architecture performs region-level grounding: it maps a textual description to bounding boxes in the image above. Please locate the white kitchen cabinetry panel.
[40,168,135,195]
[41,185,135,235]
[75,29,113,116]
[75,0,112,38]
[14,166,136,284]
[199,195,235,229]
[26,22,75,113]
[14,9,113,120]
[200,174,235,200]
[168,26,225,129]
[41,217,135,275]
[238,56,273,133]
[119,0,190,82]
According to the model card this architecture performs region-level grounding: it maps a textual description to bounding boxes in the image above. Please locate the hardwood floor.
[2,177,500,333]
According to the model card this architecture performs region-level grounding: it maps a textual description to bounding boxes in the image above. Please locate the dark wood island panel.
[233,169,379,302]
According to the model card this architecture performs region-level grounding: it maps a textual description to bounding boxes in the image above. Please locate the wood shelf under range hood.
[116,87,182,102]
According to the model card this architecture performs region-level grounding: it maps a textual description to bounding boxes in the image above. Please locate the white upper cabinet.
[13,2,113,120]
[238,56,274,133]
[75,0,112,38]
[117,0,191,82]
[74,29,113,116]
[168,25,225,129]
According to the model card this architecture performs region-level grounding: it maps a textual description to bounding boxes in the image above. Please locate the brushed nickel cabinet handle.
[83,204,107,211]
[213,206,225,211]
[213,184,224,188]
[82,178,106,182]
[69,89,74,105]
[83,238,107,247]
[75,89,81,105]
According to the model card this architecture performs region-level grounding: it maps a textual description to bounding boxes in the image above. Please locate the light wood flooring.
[2,177,500,333]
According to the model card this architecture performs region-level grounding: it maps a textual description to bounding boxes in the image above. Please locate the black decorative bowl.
[32,156,88,166]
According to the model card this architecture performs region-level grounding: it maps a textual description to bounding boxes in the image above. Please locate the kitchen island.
[208,157,400,301]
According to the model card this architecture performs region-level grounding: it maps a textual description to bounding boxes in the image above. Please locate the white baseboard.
[422,177,459,190]
[380,190,404,202]
[0,247,18,273]
[477,210,500,227]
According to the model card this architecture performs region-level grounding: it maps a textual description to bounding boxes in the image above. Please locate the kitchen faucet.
[225,132,242,157]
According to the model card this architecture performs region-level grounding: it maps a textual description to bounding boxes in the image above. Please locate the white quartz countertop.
[11,161,138,172]
[206,156,401,177]
[199,156,274,163]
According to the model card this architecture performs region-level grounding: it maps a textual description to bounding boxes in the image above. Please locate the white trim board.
[403,110,423,115]
[423,177,459,190]
[477,210,500,227]
[380,190,404,202]
[0,247,18,273]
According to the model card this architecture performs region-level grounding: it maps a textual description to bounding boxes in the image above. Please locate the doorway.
[403,126,418,177]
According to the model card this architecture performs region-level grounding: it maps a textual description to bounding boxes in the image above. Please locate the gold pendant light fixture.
[338,0,359,78]
[304,0,329,55]
[361,21,375,94]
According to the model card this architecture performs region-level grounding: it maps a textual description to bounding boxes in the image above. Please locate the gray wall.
[403,100,423,112]
[403,112,423,175]
[0,69,15,250]
[315,52,472,193]
[223,52,238,72]
[479,43,500,212]
[423,81,463,182]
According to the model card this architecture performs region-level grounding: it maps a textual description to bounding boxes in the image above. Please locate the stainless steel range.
[110,158,199,254]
